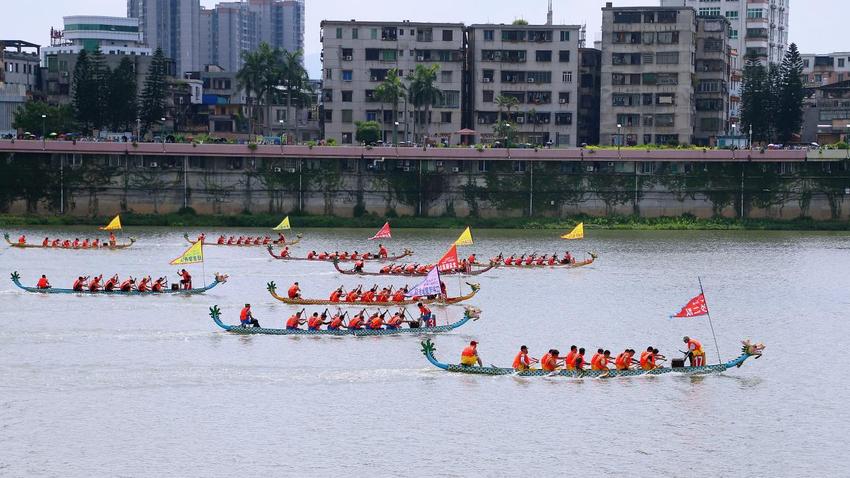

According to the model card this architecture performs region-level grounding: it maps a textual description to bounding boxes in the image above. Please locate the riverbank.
[1,212,849,231]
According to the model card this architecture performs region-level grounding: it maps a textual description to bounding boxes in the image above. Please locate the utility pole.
[529,160,534,217]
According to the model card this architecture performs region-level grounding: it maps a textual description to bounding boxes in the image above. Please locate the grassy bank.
[1,212,849,231]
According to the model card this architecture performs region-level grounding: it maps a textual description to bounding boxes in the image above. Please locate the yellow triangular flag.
[170,241,204,265]
[561,223,584,240]
[454,227,474,246]
[100,215,122,231]
[273,216,291,231]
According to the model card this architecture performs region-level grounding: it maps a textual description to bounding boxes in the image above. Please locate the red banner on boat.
[672,293,709,318]
[437,245,459,272]
[369,222,392,240]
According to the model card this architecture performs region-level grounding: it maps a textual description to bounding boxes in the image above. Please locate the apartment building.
[320,20,465,145]
[801,52,850,88]
[601,5,698,146]
[694,16,731,145]
[200,0,305,72]
[467,23,581,146]
[0,40,41,134]
[578,48,602,145]
[128,0,202,74]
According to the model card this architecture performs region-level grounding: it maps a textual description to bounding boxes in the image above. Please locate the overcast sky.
[2,0,844,77]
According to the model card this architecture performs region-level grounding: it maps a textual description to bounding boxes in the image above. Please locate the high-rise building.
[578,48,602,146]
[199,0,305,72]
[128,0,202,74]
[661,0,790,126]
[0,40,41,134]
[801,52,850,88]
[320,20,465,145]
[694,16,731,145]
[601,5,698,146]
[467,23,582,147]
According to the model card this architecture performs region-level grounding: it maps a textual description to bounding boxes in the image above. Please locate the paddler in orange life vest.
[368,311,385,330]
[88,275,103,291]
[119,277,136,292]
[684,336,706,366]
[286,311,305,330]
[329,287,344,302]
[353,259,365,273]
[103,274,120,291]
[36,274,51,289]
[378,244,388,259]
[178,269,192,289]
[347,311,365,330]
[307,312,327,331]
[287,282,301,299]
[376,287,391,303]
[42,237,49,247]
[513,345,539,371]
[137,276,151,292]
[327,312,346,330]
[640,346,657,370]
[572,348,587,371]
[361,286,376,303]
[108,232,116,247]
[240,304,260,328]
[460,341,482,367]
[592,349,612,371]
[564,345,578,370]
[217,235,226,244]
[417,302,434,328]
[17,235,26,245]
[152,277,166,292]
[81,239,90,249]
[51,238,61,247]
[72,276,87,292]
[391,286,407,302]
[279,246,290,258]
[540,349,562,372]
[385,309,405,330]
[615,349,634,371]
[379,263,393,274]
[277,233,286,244]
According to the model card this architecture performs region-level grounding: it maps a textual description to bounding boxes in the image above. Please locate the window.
[440,112,452,123]
[482,69,494,82]
[558,50,571,62]
[381,26,398,41]
[657,11,677,23]
[704,39,724,53]
[512,161,526,173]
[442,29,453,41]
[335,27,343,39]
[580,74,594,88]
[613,11,642,24]
[558,92,570,104]
[371,28,378,40]
[700,118,723,131]
[555,113,572,125]
[616,114,640,127]
[729,30,738,40]
[527,91,551,104]
[747,8,765,19]
[366,111,378,121]
[613,94,640,107]
[381,49,397,61]
[341,90,353,102]
[613,73,641,85]
[656,52,679,65]
[839,59,846,68]
[352,28,359,39]
[342,110,353,123]
[562,71,572,83]
[324,110,333,122]
[657,73,679,85]
[536,50,552,62]
[342,70,353,82]
[655,114,675,127]
[655,93,675,105]
[698,8,720,17]
[478,160,489,172]
[365,49,379,61]
[657,31,679,45]
[613,53,642,65]
[484,30,494,41]
[342,132,353,144]
[559,31,570,42]
[643,93,653,106]
[441,70,453,83]
[613,32,642,44]
[325,68,332,80]
[726,11,739,20]
[483,90,494,102]
[697,80,722,92]
[341,48,353,60]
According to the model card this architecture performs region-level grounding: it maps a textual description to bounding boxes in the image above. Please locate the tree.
[512,19,529,25]
[280,49,308,142]
[777,43,805,142]
[237,43,281,138]
[106,57,138,132]
[72,49,98,132]
[495,94,519,120]
[494,95,520,145]
[138,48,169,134]
[741,53,769,144]
[355,120,381,145]
[12,101,75,135]
[89,48,110,130]
[407,64,443,144]
[376,68,406,144]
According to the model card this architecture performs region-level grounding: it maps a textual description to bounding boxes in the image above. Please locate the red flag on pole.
[672,293,709,318]
[437,245,459,272]
[369,222,392,240]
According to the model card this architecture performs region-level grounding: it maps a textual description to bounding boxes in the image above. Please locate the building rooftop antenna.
[546,0,553,25]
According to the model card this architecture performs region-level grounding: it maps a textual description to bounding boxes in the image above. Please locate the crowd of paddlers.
[238,303,437,331]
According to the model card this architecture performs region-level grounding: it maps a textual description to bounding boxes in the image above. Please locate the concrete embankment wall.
[2,146,849,220]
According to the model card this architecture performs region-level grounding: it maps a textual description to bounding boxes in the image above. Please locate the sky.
[2,0,846,77]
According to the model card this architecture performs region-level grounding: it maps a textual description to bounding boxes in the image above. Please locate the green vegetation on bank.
[1,211,849,231]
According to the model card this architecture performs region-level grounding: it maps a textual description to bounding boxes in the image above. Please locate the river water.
[0,227,847,476]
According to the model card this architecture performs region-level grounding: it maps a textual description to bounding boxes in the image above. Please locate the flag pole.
[698,276,721,364]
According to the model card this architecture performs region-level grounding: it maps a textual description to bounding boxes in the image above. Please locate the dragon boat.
[10,271,226,295]
[333,260,498,277]
[4,233,136,250]
[478,252,599,269]
[266,281,481,306]
[266,245,413,262]
[210,305,481,336]
[183,233,302,247]
[420,339,765,378]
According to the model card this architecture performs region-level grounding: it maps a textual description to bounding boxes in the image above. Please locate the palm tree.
[375,68,406,144]
[279,49,308,143]
[407,64,443,145]
[237,43,280,137]
[494,95,519,146]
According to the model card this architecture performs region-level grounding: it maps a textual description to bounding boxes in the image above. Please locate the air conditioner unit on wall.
[559,99,567,104]
[344,55,352,61]
[149,162,158,168]
[403,166,411,172]
[287,168,297,173]
[436,161,444,167]
[483,78,491,83]
[527,77,535,83]
[452,167,460,173]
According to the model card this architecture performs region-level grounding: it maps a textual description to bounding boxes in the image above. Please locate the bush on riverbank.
[1,212,849,231]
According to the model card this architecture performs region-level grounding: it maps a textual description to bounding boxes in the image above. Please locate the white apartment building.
[662,0,790,124]
[42,16,152,59]
[320,20,465,145]
[467,23,581,147]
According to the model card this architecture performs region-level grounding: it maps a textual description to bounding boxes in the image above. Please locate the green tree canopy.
[138,48,169,134]
[12,101,76,135]
[407,64,443,142]
[106,57,138,132]
[355,120,381,145]
[777,43,805,142]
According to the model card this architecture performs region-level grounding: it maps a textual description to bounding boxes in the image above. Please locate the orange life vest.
[564,351,577,370]
[348,316,364,329]
[513,352,530,370]
[36,277,49,288]
[328,317,343,329]
[615,353,627,370]
[286,315,300,328]
[240,307,250,322]
[120,280,133,291]
[369,316,383,329]
[541,353,557,371]
[461,345,477,359]
[330,291,342,302]
[287,285,299,298]
[392,291,405,302]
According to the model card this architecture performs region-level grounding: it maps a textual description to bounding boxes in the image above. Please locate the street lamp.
[616,123,623,155]
[749,124,753,149]
[41,114,47,150]
[161,117,167,150]
[279,119,285,151]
